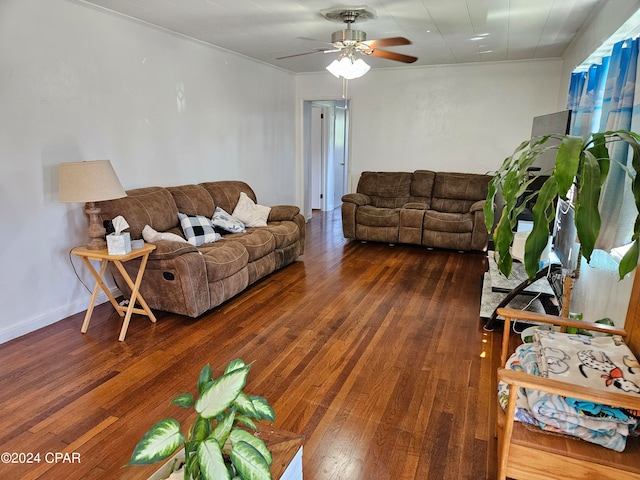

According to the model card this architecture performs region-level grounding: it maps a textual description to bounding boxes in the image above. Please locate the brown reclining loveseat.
[341,170,491,251]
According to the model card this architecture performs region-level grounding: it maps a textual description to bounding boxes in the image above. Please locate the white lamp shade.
[59,159,126,203]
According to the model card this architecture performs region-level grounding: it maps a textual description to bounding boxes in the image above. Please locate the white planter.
[145,426,304,480]
[147,450,185,480]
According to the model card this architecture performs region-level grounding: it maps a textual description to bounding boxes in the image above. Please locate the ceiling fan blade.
[276,48,336,60]
[367,49,418,63]
[365,37,412,49]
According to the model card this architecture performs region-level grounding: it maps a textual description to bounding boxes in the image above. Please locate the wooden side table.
[71,243,157,341]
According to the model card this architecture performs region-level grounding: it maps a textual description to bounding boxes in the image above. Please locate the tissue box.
[107,232,131,255]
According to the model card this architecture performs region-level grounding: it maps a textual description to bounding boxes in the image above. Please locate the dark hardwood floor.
[0,209,502,479]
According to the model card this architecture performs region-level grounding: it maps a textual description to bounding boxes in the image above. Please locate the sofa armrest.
[470,200,485,213]
[403,202,428,210]
[342,193,371,206]
[148,241,199,260]
[268,205,300,222]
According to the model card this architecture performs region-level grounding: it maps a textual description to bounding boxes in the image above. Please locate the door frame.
[301,98,351,219]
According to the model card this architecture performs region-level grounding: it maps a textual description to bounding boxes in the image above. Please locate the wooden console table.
[71,243,157,341]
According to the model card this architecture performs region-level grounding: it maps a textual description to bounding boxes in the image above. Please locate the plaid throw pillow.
[178,213,221,246]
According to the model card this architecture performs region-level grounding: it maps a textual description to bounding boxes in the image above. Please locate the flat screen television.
[529,110,578,272]
[530,110,572,173]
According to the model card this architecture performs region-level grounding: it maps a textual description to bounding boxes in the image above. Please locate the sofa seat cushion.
[198,241,249,283]
[423,210,474,233]
[261,221,300,249]
[220,229,275,262]
[356,206,401,228]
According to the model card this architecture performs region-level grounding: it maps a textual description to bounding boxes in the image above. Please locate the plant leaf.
[588,132,610,181]
[230,428,273,466]
[620,239,640,279]
[484,177,498,232]
[574,152,601,262]
[172,393,194,408]
[199,364,213,394]
[198,438,231,480]
[196,365,250,419]
[250,396,275,423]
[211,407,236,446]
[554,135,583,197]
[191,414,211,444]
[225,358,246,374]
[235,414,258,431]
[524,177,558,278]
[235,392,259,418]
[230,441,272,480]
[127,418,184,465]
[493,209,514,278]
[186,451,200,480]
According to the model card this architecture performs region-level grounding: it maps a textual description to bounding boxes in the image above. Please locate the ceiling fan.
[277,7,418,68]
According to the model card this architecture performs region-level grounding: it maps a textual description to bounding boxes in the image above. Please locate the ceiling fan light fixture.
[326,56,370,79]
[326,59,341,78]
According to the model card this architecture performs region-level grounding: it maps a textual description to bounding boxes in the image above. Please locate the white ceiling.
[78,0,607,73]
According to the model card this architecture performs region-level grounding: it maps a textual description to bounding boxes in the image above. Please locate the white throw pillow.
[211,207,246,233]
[232,192,271,227]
[142,225,189,243]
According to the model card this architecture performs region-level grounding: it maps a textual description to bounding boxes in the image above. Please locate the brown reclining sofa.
[95,181,305,318]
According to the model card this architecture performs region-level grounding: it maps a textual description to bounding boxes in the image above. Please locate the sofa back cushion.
[96,186,179,240]
[200,181,257,214]
[357,172,413,208]
[410,170,436,206]
[168,184,215,218]
[430,172,492,213]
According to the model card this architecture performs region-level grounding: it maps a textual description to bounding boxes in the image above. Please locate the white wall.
[0,0,296,343]
[297,59,564,194]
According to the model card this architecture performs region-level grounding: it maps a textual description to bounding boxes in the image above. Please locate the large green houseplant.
[485,130,640,280]
[127,358,275,480]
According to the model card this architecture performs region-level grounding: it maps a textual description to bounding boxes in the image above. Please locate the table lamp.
[59,159,127,250]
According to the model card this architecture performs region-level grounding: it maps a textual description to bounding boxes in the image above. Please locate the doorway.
[303,99,350,219]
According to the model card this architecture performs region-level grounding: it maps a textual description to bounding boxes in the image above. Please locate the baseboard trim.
[0,288,121,345]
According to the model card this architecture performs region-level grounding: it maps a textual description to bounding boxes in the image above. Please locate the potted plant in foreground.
[485,130,640,280]
[127,358,275,480]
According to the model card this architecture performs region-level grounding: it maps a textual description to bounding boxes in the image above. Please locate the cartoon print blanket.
[498,331,640,451]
